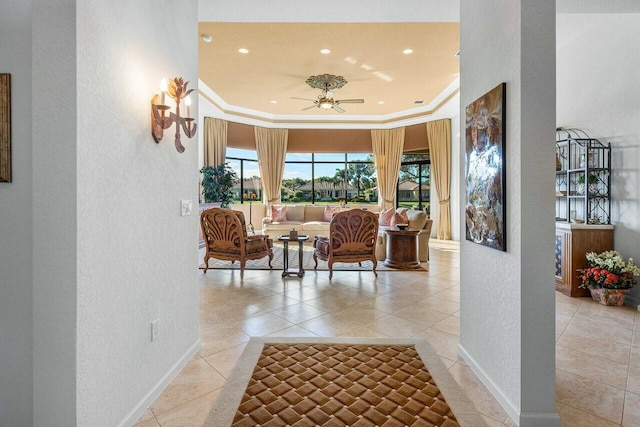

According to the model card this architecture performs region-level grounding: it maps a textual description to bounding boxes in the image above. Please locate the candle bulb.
[159,77,167,105]
[185,95,192,118]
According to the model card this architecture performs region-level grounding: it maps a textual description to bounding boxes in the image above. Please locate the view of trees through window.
[224,148,430,213]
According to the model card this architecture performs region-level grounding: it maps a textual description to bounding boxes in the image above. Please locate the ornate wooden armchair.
[313,209,379,279]
[200,207,273,278]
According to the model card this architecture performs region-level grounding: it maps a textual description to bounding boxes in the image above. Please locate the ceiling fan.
[291,74,364,113]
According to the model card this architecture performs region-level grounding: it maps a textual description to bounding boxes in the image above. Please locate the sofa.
[375,208,433,262]
[262,204,432,262]
[261,204,380,242]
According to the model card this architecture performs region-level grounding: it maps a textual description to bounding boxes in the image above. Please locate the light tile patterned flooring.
[135,246,640,427]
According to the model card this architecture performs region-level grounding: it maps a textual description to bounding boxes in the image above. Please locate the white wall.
[31,1,200,425]
[32,1,78,424]
[459,1,559,426]
[556,13,640,309]
[0,1,33,425]
[75,1,200,425]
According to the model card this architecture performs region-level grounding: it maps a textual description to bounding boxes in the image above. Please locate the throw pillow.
[323,205,341,222]
[271,205,288,222]
[391,210,409,227]
[379,208,395,226]
[406,209,428,230]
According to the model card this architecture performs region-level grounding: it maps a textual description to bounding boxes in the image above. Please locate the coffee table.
[383,229,422,269]
[277,235,310,278]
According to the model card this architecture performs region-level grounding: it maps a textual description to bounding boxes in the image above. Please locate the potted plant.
[578,250,640,305]
[576,173,599,195]
[200,163,239,208]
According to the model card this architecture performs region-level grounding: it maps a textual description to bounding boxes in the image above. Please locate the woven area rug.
[200,243,427,272]
[205,337,485,427]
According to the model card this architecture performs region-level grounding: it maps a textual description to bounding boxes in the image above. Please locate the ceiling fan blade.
[335,99,364,104]
[302,104,318,111]
[291,96,317,102]
[332,104,345,113]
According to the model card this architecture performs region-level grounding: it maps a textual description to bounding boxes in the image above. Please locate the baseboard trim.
[457,344,560,427]
[623,293,640,311]
[118,339,201,427]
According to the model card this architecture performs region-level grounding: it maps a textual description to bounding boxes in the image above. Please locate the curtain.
[203,117,227,167]
[371,127,405,210]
[427,119,451,240]
[255,126,288,209]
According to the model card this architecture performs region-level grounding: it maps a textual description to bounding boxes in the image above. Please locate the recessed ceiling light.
[270,100,277,104]
[320,48,331,54]
[238,48,249,54]
[201,34,213,43]
[455,50,460,57]
[402,48,414,55]
[378,101,385,105]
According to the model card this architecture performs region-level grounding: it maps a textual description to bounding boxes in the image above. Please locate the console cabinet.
[555,223,614,297]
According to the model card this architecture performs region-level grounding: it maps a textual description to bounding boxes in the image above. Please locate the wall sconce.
[151,77,197,153]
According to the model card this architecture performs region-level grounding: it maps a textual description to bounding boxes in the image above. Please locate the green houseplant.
[200,163,239,208]
[577,173,599,195]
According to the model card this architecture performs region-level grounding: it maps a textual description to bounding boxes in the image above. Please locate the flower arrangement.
[578,250,640,290]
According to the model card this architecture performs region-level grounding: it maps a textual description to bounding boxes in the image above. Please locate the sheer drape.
[255,126,288,209]
[371,127,405,210]
[203,117,227,167]
[427,119,451,240]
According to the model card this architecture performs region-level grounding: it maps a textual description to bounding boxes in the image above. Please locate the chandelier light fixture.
[151,77,197,153]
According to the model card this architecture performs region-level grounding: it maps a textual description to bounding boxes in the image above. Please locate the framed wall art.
[0,73,11,183]
[465,82,506,251]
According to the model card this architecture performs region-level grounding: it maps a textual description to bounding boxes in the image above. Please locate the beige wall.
[226,121,428,153]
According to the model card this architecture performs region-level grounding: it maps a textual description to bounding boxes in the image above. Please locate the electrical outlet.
[151,319,159,342]
[181,200,192,216]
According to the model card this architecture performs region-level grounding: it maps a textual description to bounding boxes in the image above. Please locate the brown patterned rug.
[205,338,485,427]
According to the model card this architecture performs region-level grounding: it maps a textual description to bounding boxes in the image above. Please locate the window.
[397,153,431,215]
[225,149,429,210]
[226,150,377,205]
[226,148,262,203]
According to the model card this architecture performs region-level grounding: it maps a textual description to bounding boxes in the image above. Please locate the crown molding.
[197,78,460,129]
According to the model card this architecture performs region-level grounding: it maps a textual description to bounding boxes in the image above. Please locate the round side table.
[383,229,421,269]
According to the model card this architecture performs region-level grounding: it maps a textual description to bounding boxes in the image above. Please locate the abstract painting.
[465,83,506,251]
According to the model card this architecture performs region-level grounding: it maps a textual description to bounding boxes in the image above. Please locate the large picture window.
[226,151,377,205]
[225,149,428,211]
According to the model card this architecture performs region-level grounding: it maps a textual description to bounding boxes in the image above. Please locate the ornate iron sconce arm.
[150,77,197,152]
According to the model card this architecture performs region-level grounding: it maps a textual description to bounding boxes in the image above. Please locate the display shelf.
[555,127,611,225]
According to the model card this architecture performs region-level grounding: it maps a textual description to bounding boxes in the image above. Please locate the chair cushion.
[245,238,268,255]
[379,208,394,226]
[323,205,341,222]
[232,210,248,237]
[271,205,288,222]
[315,236,330,256]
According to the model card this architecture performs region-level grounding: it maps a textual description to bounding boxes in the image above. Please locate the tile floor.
[135,245,640,427]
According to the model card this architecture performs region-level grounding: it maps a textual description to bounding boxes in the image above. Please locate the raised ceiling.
[198,22,459,122]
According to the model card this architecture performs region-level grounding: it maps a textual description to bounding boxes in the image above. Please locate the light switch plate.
[181,200,192,216]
